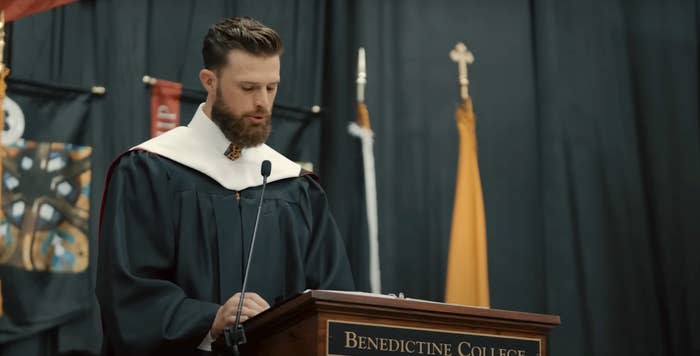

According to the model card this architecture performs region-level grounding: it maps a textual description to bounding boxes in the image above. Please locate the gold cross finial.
[450,42,474,100]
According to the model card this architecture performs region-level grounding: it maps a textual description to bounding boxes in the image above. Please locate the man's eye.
[267,86,277,91]
[242,87,254,92]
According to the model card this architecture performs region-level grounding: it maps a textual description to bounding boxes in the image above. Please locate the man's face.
[210,49,280,147]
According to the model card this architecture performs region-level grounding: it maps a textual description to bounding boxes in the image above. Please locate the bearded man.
[96,17,355,355]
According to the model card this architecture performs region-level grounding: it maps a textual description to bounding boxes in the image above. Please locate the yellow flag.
[445,97,489,307]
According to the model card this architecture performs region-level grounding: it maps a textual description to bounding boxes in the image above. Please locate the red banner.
[1,0,79,22]
[150,79,182,137]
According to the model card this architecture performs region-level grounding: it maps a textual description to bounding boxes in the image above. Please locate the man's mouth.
[246,114,267,123]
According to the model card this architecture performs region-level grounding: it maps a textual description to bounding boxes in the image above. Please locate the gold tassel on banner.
[444,42,490,307]
[357,102,370,129]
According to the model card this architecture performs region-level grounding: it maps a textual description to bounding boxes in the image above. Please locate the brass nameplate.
[327,320,540,356]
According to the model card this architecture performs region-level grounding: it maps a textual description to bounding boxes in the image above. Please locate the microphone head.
[261,160,272,177]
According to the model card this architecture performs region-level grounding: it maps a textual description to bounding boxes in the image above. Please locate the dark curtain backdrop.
[3,0,699,355]
[532,1,700,354]
[323,0,544,307]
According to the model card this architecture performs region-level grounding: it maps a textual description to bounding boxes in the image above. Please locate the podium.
[238,290,560,356]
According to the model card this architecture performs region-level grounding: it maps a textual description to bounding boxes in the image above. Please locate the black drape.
[324,1,700,354]
[322,0,545,307]
[3,0,328,353]
[3,5,102,354]
[3,0,699,355]
[532,0,700,354]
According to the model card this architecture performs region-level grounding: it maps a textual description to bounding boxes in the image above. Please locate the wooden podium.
[238,290,560,356]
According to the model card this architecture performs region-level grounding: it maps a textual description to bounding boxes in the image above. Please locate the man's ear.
[199,69,217,94]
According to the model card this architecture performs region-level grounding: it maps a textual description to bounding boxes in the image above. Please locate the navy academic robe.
[96,150,355,355]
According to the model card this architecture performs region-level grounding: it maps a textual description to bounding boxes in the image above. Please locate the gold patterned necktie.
[224,143,242,161]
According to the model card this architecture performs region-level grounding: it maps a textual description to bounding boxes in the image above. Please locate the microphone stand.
[216,160,271,356]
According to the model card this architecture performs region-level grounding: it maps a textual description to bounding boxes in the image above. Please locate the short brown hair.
[202,17,283,70]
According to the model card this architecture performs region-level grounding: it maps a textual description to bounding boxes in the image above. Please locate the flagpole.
[348,47,381,293]
[0,11,4,317]
[0,10,8,213]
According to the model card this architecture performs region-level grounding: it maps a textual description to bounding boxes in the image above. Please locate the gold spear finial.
[450,42,474,101]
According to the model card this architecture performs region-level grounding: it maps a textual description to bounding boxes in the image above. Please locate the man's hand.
[210,292,270,339]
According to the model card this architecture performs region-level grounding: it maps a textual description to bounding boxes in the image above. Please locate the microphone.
[260,160,271,177]
[221,160,272,356]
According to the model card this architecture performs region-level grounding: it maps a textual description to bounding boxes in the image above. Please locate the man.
[96,17,355,355]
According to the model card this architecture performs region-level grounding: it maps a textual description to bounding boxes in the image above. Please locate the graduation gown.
[96,106,355,355]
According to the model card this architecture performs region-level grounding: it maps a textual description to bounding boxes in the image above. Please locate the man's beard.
[210,87,272,148]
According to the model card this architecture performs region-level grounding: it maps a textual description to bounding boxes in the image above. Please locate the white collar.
[133,103,301,191]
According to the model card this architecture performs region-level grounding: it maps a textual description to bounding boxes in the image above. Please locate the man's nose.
[254,89,270,108]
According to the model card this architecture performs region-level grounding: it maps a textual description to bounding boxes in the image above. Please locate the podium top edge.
[300,290,561,327]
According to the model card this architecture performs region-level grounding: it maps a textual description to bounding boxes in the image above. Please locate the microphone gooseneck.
[223,160,272,356]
